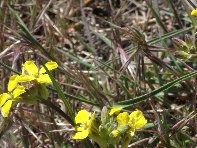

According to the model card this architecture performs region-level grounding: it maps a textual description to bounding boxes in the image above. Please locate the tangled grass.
[0,0,197,147]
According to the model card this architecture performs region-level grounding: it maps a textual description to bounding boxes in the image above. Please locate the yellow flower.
[19,61,58,84]
[128,110,147,129]
[109,107,122,116]
[0,75,26,117]
[111,130,119,137]
[117,112,129,126]
[191,9,197,16]
[73,110,95,139]
[128,110,147,136]
[116,110,147,136]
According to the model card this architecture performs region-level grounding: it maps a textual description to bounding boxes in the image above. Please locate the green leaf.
[42,63,75,121]
[0,61,20,74]
[56,48,93,68]
[91,29,115,49]
[118,71,197,107]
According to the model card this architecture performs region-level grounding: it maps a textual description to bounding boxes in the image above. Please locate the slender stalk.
[121,136,132,148]
[40,99,75,126]
[0,117,13,139]
[194,78,197,133]
[187,0,196,9]
[167,0,183,28]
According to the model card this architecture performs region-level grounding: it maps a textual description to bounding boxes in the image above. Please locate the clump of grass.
[0,0,197,147]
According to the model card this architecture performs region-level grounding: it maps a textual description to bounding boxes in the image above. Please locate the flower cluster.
[72,107,147,147]
[0,61,58,117]
[172,34,197,62]
[191,9,197,16]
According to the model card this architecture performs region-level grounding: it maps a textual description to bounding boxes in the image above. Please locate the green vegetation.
[0,0,197,147]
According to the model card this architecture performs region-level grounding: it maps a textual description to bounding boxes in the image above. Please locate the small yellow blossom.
[0,75,26,117]
[19,61,58,84]
[111,130,119,137]
[117,112,129,126]
[109,107,122,116]
[128,110,147,129]
[191,9,197,16]
[73,110,95,139]
[116,110,147,136]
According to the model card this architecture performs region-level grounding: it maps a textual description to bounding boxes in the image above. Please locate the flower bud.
[101,106,109,124]
[172,38,188,52]
[174,51,189,60]
[185,34,193,47]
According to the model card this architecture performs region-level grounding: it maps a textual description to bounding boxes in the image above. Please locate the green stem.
[121,135,132,148]
[89,134,109,148]
[40,99,75,126]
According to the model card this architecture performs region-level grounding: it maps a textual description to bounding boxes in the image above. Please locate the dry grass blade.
[0,40,20,59]
[129,138,150,148]
[117,47,137,78]
[0,0,197,147]
[15,115,42,144]
[170,112,196,135]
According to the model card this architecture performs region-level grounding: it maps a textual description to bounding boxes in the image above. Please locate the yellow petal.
[39,61,58,74]
[109,107,122,116]
[111,130,119,137]
[117,112,129,126]
[72,129,89,139]
[37,74,52,83]
[0,93,9,107]
[22,61,38,75]
[8,75,19,92]
[191,9,197,16]
[18,75,36,82]
[1,100,12,117]
[13,86,26,99]
[75,110,91,124]
[129,110,147,129]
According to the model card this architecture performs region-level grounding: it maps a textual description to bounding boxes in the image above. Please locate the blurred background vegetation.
[0,0,197,147]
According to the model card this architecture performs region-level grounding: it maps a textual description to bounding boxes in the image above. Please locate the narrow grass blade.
[167,0,183,28]
[0,61,20,74]
[91,29,115,49]
[16,115,42,144]
[42,63,75,120]
[146,1,168,33]
[48,87,99,106]
[187,0,196,9]
[56,48,93,68]
[0,117,13,139]
[8,6,58,63]
[40,99,75,126]
[147,27,193,46]
[118,71,197,107]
